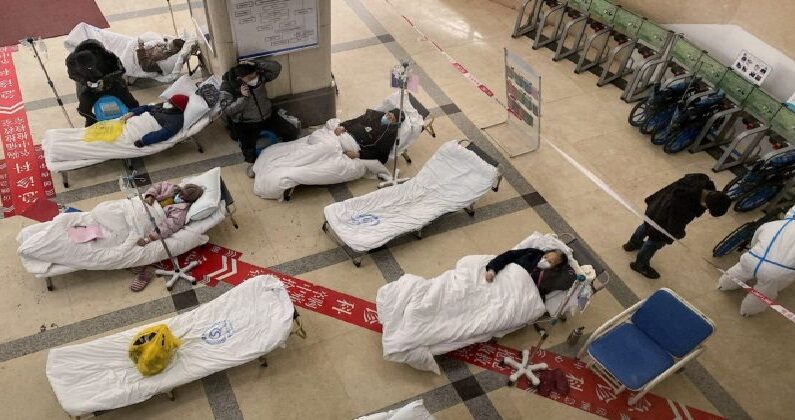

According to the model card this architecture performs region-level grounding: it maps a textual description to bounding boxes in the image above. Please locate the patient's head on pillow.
[542,249,568,269]
[177,184,204,203]
[386,108,406,124]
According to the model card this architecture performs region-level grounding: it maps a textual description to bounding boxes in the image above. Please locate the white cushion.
[183,167,222,222]
[159,74,197,101]
[182,93,209,130]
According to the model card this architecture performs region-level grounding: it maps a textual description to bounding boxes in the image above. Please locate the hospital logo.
[202,320,234,345]
[350,213,380,226]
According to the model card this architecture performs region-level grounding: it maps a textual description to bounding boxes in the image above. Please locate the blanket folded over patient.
[377,254,547,374]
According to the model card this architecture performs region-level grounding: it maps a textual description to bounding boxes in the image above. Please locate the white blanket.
[253,119,389,199]
[16,197,224,277]
[46,275,294,416]
[378,255,547,374]
[324,141,499,252]
[356,400,433,420]
[65,22,197,83]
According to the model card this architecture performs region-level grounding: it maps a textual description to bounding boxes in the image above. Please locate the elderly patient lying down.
[251,109,406,199]
[377,233,578,374]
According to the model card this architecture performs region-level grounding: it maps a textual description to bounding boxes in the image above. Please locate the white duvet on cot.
[377,255,547,374]
[356,400,434,420]
[16,197,207,275]
[323,140,499,252]
[252,119,388,200]
[46,275,294,417]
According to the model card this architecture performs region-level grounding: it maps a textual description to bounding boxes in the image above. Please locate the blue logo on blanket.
[350,213,380,226]
[202,320,234,345]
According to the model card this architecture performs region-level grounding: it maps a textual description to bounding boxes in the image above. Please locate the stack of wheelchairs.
[628,78,729,154]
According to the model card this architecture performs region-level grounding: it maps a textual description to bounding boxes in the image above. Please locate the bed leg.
[45,277,54,291]
[165,390,175,401]
[425,118,437,138]
[283,187,294,202]
[464,203,475,217]
[258,356,268,367]
[321,221,329,232]
[61,172,69,189]
[492,174,503,192]
[414,229,423,240]
[194,138,204,153]
[352,257,362,267]
[401,150,412,164]
[228,214,239,229]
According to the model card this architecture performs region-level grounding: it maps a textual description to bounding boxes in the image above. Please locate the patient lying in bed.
[485,248,575,299]
[333,108,406,164]
[136,182,203,246]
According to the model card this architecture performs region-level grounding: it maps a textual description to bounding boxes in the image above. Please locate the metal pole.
[166,0,179,35]
[26,37,74,128]
[123,172,181,272]
[392,60,409,182]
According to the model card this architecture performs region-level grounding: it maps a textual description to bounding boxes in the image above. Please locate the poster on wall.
[483,48,541,157]
[228,0,319,59]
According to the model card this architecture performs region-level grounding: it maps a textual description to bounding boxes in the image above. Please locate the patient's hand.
[137,238,148,247]
[120,112,133,122]
[240,84,250,97]
[344,150,359,159]
[334,126,346,136]
[144,196,155,206]
[485,269,496,283]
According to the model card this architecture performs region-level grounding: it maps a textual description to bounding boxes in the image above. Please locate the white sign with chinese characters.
[229,0,319,59]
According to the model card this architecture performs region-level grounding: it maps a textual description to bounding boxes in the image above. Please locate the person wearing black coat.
[484,247,573,298]
[65,40,139,126]
[623,173,731,279]
[333,108,405,164]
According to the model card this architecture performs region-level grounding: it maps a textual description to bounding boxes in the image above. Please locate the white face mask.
[246,77,260,87]
[537,259,552,270]
[173,195,184,204]
[162,102,174,109]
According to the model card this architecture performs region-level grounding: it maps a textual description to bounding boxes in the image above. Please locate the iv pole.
[21,37,75,128]
[378,59,412,188]
[121,171,200,291]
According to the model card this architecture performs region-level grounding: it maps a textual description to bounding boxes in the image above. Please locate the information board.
[228,0,319,59]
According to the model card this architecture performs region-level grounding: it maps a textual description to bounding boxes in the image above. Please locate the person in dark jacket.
[484,248,572,298]
[66,40,139,126]
[623,173,731,279]
[120,94,188,148]
[333,108,405,164]
[220,61,299,177]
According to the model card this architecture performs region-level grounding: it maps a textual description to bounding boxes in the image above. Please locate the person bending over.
[131,182,203,292]
[623,173,731,279]
[484,248,572,299]
[334,108,405,164]
[136,38,187,75]
[220,61,299,177]
[121,94,189,148]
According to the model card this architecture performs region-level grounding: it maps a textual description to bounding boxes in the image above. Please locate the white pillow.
[183,167,222,222]
[182,93,209,130]
[160,74,197,101]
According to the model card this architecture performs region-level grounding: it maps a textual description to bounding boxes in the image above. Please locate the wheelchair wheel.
[651,127,672,145]
[713,221,757,257]
[722,173,747,200]
[628,101,648,127]
[640,110,671,135]
[734,183,783,212]
[663,126,699,154]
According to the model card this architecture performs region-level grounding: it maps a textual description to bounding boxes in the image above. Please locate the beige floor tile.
[391,228,481,279]
[331,0,377,45]
[433,403,475,420]
[0,350,71,419]
[302,260,384,301]
[488,387,600,419]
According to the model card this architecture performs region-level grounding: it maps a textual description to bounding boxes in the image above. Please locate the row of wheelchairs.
[628,75,795,214]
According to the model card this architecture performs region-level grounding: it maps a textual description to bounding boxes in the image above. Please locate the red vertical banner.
[0,46,49,218]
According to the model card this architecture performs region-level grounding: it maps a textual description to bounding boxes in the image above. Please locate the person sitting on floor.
[333,108,405,164]
[131,181,203,292]
[121,94,189,148]
[484,247,572,299]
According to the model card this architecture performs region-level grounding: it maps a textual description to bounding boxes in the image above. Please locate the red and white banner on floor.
[171,243,722,420]
[0,46,56,220]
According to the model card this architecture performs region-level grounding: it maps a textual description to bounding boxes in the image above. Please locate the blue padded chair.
[577,288,715,405]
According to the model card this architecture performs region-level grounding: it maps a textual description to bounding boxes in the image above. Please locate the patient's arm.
[486,249,528,274]
[143,181,178,202]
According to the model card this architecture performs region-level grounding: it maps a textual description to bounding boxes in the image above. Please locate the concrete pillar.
[193,0,335,126]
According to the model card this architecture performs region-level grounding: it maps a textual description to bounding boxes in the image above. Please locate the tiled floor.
[0,0,793,419]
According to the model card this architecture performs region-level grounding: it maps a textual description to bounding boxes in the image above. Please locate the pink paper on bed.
[67,225,103,243]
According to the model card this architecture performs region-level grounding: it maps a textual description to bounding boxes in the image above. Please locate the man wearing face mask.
[220,61,299,178]
[484,247,572,299]
[333,108,405,163]
[120,94,189,148]
[623,173,731,279]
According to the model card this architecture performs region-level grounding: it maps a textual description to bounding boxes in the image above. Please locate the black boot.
[630,262,660,279]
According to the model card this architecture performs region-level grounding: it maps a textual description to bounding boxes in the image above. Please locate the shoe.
[630,262,660,279]
[133,140,145,148]
[246,164,255,178]
[622,242,641,252]
[130,266,155,292]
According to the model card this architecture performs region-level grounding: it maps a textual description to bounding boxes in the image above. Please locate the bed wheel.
[352,258,362,267]
[414,230,423,240]
[45,277,54,292]
[464,205,475,217]
[401,150,412,164]
[61,172,69,189]
[166,390,175,401]
[259,356,268,367]
[492,175,503,192]
[196,144,204,153]
[322,221,329,232]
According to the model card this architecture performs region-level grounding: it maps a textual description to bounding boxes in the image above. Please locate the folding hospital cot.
[322,139,502,266]
[16,167,238,291]
[46,275,301,418]
[65,22,201,83]
[43,75,221,188]
[270,91,435,202]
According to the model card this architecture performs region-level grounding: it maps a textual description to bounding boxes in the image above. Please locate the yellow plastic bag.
[83,120,125,143]
[128,324,180,376]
